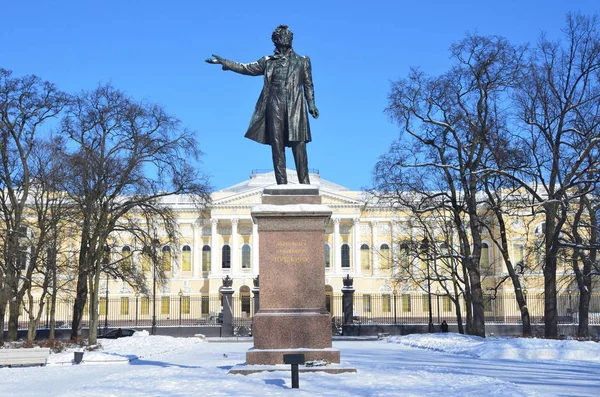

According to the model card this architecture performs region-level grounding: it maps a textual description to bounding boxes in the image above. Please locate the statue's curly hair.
[272,24,293,47]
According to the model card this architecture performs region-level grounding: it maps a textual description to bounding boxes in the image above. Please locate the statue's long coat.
[221,51,316,146]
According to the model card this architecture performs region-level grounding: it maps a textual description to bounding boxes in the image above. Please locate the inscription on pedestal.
[274,241,309,263]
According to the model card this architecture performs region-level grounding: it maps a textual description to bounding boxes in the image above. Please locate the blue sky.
[1,1,597,191]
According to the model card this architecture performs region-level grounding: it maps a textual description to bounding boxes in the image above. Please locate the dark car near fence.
[98,328,137,339]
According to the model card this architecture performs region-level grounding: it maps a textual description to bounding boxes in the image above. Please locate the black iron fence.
[343,292,600,326]
[4,292,600,332]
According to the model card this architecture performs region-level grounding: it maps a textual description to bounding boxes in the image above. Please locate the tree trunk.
[453,284,464,334]
[467,265,486,337]
[544,207,560,338]
[0,299,6,341]
[7,298,20,341]
[49,293,57,341]
[71,268,88,340]
[88,269,101,345]
[578,288,590,338]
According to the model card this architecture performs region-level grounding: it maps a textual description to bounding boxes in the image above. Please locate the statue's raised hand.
[205,54,224,65]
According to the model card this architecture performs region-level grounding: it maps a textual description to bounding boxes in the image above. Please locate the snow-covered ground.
[2,332,600,396]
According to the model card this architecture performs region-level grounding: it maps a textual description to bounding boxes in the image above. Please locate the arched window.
[140,245,152,272]
[399,242,409,270]
[202,245,211,272]
[242,244,251,269]
[121,246,132,270]
[380,244,390,269]
[341,244,350,268]
[240,285,251,315]
[324,244,331,269]
[182,245,192,272]
[162,246,172,272]
[480,242,490,274]
[325,285,334,314]
[222,245,231,269]
[360,244,370,270]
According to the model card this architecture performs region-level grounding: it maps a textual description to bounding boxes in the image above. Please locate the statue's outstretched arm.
[206,55,267,77]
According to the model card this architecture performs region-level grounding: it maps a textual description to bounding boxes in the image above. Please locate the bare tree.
[58,84,211,343]
[0,69,68,341]
[376,34,524,337]
[18,139,75,342]
[512,13,600,337]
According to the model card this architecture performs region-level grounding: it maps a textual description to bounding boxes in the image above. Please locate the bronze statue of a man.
[206,24,319,185]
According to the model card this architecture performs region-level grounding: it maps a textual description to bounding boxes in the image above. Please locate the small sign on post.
[283,353,305,389]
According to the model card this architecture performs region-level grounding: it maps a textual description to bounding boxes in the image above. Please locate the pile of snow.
[388,333,600,362]
[48,330,205,364]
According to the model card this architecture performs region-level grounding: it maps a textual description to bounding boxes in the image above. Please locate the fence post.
[221,276,234,337]
[342,274,355,326]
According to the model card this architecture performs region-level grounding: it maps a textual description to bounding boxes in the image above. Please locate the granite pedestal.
[246,185,340,365]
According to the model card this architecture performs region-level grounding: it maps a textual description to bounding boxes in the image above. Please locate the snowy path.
[1,338,599,396]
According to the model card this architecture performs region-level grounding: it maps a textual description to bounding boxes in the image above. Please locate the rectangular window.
[422,295,430,312]
[141,297,149,315]
[402,294,411,312]
[382,295,391,312]
[182,296,191,314]
[99,297,107,316]
[161,296,170,315]
[241,296,251,314]
[120,297,129,315]
[443,296,452,312]
[363,295,372,313]
[201,296,209,314]
[513,244,524,264]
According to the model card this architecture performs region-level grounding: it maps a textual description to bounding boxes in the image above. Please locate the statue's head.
[272,25,293,49]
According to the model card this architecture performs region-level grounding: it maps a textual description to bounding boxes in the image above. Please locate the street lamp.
[178,289,183,326]
[150,238,160,336]
[103,245,110,336]
[436,288,441,324]
[421,237,434,333]
[393,289,397,325]
[135,291,140,327]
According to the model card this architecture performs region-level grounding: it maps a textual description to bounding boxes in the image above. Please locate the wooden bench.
[0,347,51,367]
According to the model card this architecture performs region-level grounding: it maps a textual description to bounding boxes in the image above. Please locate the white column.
[353,218,361,275]
[210,219,219,275]
[231,219,239,274]
[252,222,259,274]
[333,218,341,274]
[192,222,201,278]
[391,221,398,275]
[371,221,379,273]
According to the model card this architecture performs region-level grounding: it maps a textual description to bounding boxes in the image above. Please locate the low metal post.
[284,354,305,389]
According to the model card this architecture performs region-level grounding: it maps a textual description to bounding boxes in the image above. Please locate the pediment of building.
[211,187,364,208]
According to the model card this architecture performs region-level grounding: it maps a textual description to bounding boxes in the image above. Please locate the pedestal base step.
[246,348,340,365]
[229,362,357,375]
